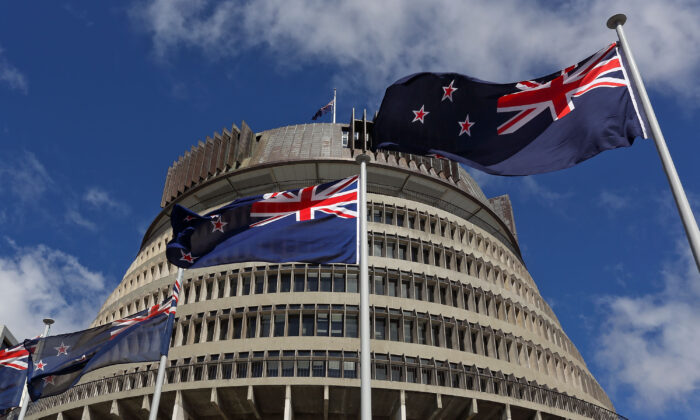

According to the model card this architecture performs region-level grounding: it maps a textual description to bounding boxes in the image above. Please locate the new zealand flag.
[0,343,28,412]
[373,43,649,175]
[166,176,359,269]
[24,295,177,401]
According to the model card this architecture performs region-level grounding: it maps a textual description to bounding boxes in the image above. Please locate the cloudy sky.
[1,1,699,418]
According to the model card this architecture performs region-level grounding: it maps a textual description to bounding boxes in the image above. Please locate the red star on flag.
[442,80,458,102]
[211,216,227,233]
[412,105,429,123]
[180,250,197,264]
[54,342,70,356]
[458,115,475,136]
[43,375,55,385]
[34,360,47,371]
[184,215,196,222]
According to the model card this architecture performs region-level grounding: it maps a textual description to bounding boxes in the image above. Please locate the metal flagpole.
[608,14,700,272]
[333,88,337,124]
[17,318,54,420]
[355,153,371,420]
[148,267,184,420]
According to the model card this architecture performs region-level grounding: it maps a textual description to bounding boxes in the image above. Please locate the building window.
[374,275,385,295]
[280,273,291,292]
[320,273,332,292]
[260,315,271,338]
[288,313,300,336]
[418,322,427,345]
[267,275,277,293]
[307,271,318,291]
[388,279,398,297]
[347,315,359,338]
[347,273,358,293]
[294,273,305,292]
[375,318,386,340]
[334,273,345,292]
[385,210,394,225]
[206,320,215,342]
[331,313,344,337]
[373,240,383,257]
[219,319,228,341]
[404,320,414,343]
[242,278,250,295]
[246,316,257,338]
[317,313,329,336]
[254,274,264,294]
[389,320,399,341]
[302,314,315,336]
[274,314,285,337]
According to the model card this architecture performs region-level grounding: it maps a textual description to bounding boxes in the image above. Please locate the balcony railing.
[13,354,627,420]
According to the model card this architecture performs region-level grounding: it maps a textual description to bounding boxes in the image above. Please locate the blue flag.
[166,176,359,269]
[312,98,334,120]
[373,43,648,175]
[24,295,177,401]
[0,344,28,412]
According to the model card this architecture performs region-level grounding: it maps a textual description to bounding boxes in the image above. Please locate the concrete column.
[172,390,191,420]
[283,385,293,420]
[531,411,543,420]
[323,385,329,420]
[109,400,122,419]
[426,394,442,420]
[141,395,151,418]
[247,385,261,420]
[500,403,512,420]
[80,406,93,420]
[392,390,406,420]
[465,398,478,420]
[210,387,233,420]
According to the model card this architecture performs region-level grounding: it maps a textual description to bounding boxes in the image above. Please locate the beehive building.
[24,114,623,420]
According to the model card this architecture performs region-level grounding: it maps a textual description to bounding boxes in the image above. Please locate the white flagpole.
[355,153,371,420]
[608,14,700,272]
[17,318,54,420]
[148,267,184,420]
[333,88,337,124]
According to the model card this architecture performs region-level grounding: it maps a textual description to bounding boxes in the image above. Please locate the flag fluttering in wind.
[166,176,359,269]
[0,343,29,412]
[312,98,335,120]
[23,295,177,401]
[373,42,649,176]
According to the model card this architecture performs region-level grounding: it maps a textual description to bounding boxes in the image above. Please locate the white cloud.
[83,187,130,215]
[0,239,109,337]
[0,151,53,203]
[520,176,572,206]
[599,190,630,210]
[130,0,700,101]
[595,241,700,412]
[0,46,28,94]
[65,208,98,231]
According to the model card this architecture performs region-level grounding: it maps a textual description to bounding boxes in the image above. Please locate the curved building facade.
[25,115,623,420]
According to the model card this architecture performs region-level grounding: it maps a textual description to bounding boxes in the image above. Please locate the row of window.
[29,350,619,420]
[170,304,602,401]
[102,265,579,364]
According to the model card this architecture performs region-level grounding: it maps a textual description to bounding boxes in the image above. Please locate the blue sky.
[1,1,699,418]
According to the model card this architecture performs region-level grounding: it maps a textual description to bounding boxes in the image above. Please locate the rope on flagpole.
[608,14,700,272]
[333,88,337,124]
[148,267,184,420]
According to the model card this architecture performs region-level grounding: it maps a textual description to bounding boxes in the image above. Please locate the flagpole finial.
[355,154,371,164]
[607,14,627,29]
[43,318,55,326]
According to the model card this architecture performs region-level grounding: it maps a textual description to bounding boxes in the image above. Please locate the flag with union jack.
[0,343,28,412]
[373,42,649,175]
[166,176,359,268]
[23,291,179,401]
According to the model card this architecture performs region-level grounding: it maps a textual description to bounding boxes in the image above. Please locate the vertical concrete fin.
[283,385,293,420]
[247,385,262,420]
[81,405,92,420]
[323,385,329,420]
[465,398,478,420]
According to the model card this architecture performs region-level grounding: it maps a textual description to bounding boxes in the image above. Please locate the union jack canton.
[0,343,29,412]
[167,176,360,269]
[374,42,648,176]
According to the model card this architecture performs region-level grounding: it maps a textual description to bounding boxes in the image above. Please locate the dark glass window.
[219,319,228,341]
[374,240,383,257]
[229,277,237,296]
[427,285,435,302]
[297,360,310,377]
[267,360,278,377]
[294,273,305,292]
[401,281,410,298]
[205,282,212,300]
[408,215,415,229]
[404,320,414,343]
[307,271,318,291]
[375,363,387,380]
[317,313,329,336]
[217,279,225,298]
[193,322,201,343]
[347,273,358,293]
[347,315,359,338]
[320,273,332,292]
[267,275,277,293]
[260,315,271,337]
[375,318,386,340]
[445,326,453,349]
[254,274,264,294]
[385,211,394,225]
[389,319,399,341]
[288,313,300,336]
[280,273,291,292]
[396,212,404,227]
[274,314,285,337]
[411,246,418,262]
[312,360,325,377]
[233,318,242,339]
[388,279,397,297]
[432,325,441,347]
[242,278,250,295]
[374,276,385,295]
[386,242,395,258]
[373,209,382,223]
[282,360,294,377]
[246,316,257,338]
[331,313,343,337]
[398,244,406,260]
[418,322,427,345]
[207,320,215,342]
[180,324,189,345]
[302,314,315,336]
[333,273,345,292]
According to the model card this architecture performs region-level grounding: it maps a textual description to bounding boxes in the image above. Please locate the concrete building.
[0,325,18,350]
[24,115,624,419]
